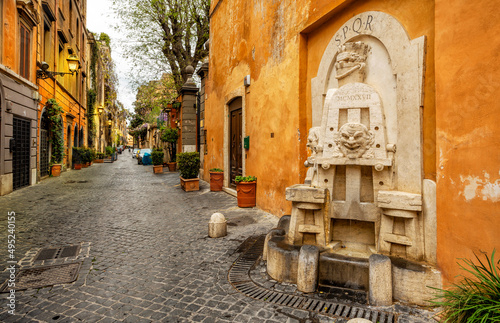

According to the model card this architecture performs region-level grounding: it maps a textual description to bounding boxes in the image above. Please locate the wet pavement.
[0,152,438,322]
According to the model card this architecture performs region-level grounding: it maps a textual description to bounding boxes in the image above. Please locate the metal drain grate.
[228,235,397,323]
[34,245,80,261]
[0,262,82,292]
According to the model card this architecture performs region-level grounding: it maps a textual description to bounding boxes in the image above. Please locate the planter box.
[210,172,224,191]
[236,181,257,207]
[180,176,199,192]
[94,159,104,163]
[51,164,62,177]
[74,164,82,170]
[167,162,177,172]
[153,165,163,174]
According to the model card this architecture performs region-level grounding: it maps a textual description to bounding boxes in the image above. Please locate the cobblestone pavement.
[0,153,438,322]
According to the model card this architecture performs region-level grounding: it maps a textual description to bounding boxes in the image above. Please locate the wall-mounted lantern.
[36,54,81,79]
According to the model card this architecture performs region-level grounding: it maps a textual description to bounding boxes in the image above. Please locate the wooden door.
[229,99,242,188]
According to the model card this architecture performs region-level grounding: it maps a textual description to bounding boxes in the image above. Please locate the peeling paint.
[459,171,500,202]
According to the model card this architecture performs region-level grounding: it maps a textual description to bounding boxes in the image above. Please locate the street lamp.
[108,120,112,126]
[98,106,104,114]
[36,54,81,79]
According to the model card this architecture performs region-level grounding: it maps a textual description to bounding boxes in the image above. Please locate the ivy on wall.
[46,98,64,164]
[87,37,99,146]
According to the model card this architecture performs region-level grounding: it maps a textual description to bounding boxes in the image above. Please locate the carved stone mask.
[335,123,374,158]
[306,127,320,152]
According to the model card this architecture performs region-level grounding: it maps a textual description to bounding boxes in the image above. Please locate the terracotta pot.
[82,163,88,168]
[180,176,199,192]
[167,162,177,172]
[209,172,224,191]
[51,164,62,177]
[153,165,163,174]
[236,181,257,207]
[74,164,82,170]
[94,159,104,163]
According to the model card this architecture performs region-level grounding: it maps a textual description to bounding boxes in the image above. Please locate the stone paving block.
[0,155,437,322]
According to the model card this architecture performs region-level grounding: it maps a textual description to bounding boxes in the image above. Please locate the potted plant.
[95,152,104,163]
[152,147,164,174]
[209,168,224,191]
[72,147,83,170]
[235,176,257,207]
[105,146,114,162]
[161,127,179,171]
[47,99,64,176]
[81,148,90,168]
[177,152,200,192]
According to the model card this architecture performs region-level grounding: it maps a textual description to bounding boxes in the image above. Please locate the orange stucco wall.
[435,0,500,283]
[206,0,435,215]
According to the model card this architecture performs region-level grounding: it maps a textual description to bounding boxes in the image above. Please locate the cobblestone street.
[0,153,437,322]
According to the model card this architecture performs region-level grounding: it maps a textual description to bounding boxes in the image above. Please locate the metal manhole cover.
[34,245,80,261]
[0,262,82,292]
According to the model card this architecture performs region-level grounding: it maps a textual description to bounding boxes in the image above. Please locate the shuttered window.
[20,23,30,79]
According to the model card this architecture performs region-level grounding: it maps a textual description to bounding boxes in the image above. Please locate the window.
[19,23,30,79]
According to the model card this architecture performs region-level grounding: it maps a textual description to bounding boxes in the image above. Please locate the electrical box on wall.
[244,75,251,87]
[244,136,250,149]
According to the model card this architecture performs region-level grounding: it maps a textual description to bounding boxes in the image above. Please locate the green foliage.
[72,147,83,164]
[87,89,97,146]
[210,168,223,172]
[431,250,500,322]
[161,127,178,162]
[160,127,179,143]
[151,147,164,166]
[133,75,177,122]
[46,99,64,164]
[130,114,144,129]
[111,0,210,91]
[105,146,114,157]
[235,176,257,183]
[176,152,200,179]
[96,152,105,159]
[99,33,111,47]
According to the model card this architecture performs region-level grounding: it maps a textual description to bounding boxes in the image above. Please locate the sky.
[85,0,135,112]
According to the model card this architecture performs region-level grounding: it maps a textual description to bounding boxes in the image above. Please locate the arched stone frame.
[223,86,246,190]
[310,11,436,264]
[311,11,426,194]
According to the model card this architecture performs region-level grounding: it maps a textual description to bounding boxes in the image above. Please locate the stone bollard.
[208,213,227,238]
[263,228,285,261]
[297,245,319,293]
[369,254,392,306]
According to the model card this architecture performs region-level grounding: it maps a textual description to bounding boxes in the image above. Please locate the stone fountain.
[265,12,441,306]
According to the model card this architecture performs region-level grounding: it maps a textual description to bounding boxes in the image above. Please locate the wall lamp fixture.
[36,54,81,79]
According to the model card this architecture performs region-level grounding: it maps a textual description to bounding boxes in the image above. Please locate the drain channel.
[228,235,397,323]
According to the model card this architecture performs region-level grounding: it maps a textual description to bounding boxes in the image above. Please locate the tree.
[111,0,210,91]
[133,73,177,123]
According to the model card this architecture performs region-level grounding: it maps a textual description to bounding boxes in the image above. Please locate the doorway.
[229,98,242,188]
[13,118,30,190]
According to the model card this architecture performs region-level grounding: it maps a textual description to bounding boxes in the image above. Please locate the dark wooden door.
[230,106,242,188]
[13,118,30,190]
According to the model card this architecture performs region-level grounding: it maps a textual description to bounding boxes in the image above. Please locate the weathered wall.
[207,0,435,216]
[435,0,500,283]
[206,0,310,216]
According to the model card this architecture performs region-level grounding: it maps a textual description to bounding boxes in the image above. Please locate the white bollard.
[297,245,319,293]
[369,254,393,306]
[208,213,227,238]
